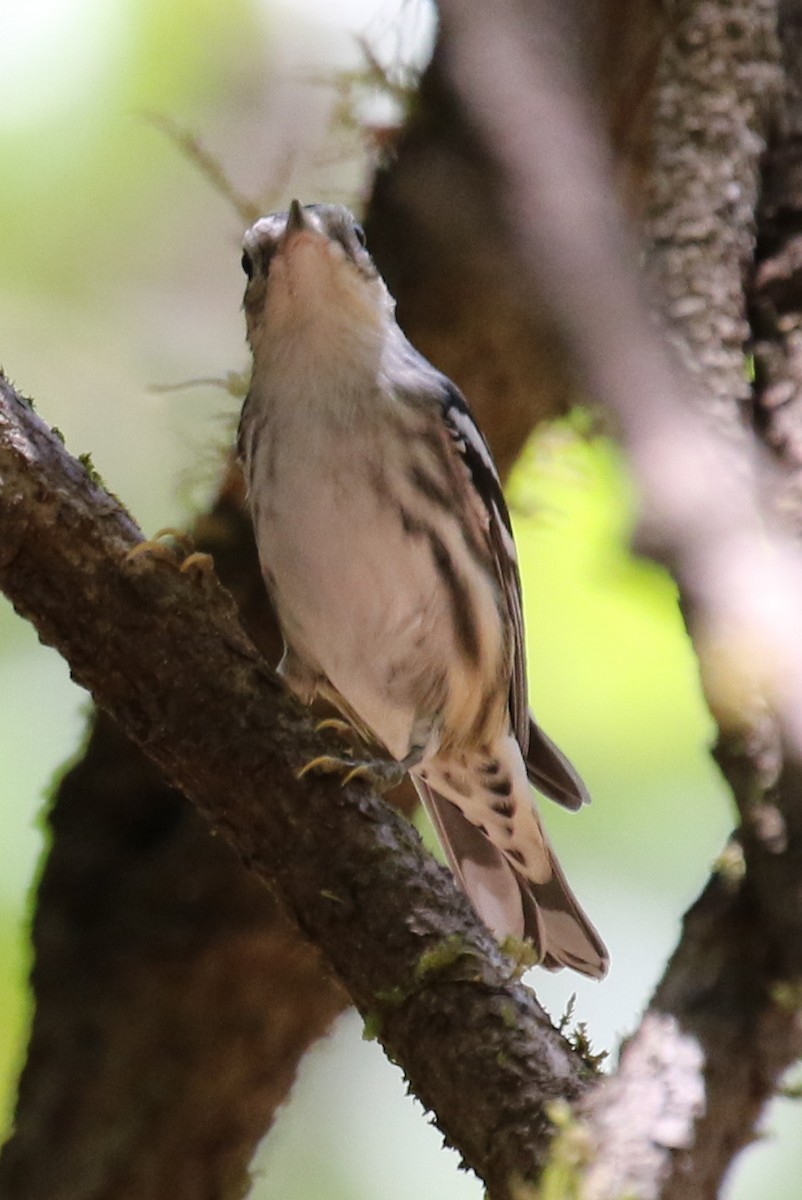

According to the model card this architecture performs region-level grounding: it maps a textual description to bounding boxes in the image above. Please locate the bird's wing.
[439,382,529,747]
[439,382,588,811]
[525,719,589,811]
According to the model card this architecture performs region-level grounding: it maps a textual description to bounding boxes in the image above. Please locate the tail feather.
[523,848,608,978]
[417,779,527,939]
[414,779,608,979]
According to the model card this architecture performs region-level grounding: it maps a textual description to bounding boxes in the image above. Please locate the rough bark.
[0,376,593,1200]
[752,0,802,515]
[644,0,779,428]
[437,1,802,1198]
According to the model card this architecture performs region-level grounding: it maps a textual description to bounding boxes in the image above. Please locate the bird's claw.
[126,529,215,577]
[179,550,215,575]
[296,753,404,792]
[296,754,352,781]
[313,717,368,753]
[126,527,194,564]
[341,763,375,786]
[315,718,354,736]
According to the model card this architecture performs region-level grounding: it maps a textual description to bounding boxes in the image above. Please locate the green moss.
[374,985,407,1009]
[566,1023,608,1074]
[499,1001,518,1030]
[517,1101,595,1200]
[500,935,540,978]
[78,452,105,488]
[413,934,478,983]
[712,840,746,887]
[362,1012,382,1042]
[557,995,608,1073]
[1,373,34,409]
[771,980,802,1012]
[556,994,577,1034]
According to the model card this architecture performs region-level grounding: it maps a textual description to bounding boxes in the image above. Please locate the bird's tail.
[412,772,608,980]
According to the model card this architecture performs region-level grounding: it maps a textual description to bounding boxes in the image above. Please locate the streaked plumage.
[238,200,608,979]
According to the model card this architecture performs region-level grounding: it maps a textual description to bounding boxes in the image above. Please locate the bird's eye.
[353,223,367,249]
[241,250,255,280]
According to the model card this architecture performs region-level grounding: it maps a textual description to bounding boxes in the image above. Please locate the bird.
[237,199,608,979]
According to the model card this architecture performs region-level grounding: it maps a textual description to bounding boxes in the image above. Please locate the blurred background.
[0,1,797,1196]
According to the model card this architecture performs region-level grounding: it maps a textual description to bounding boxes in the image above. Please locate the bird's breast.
[245,393,507,758]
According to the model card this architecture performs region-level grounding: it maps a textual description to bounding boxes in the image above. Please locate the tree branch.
[752,0,802,509]
[0,468,362,1200]
[0,374,595,1200]
[437,0,802,1196]
[364,1,667,465]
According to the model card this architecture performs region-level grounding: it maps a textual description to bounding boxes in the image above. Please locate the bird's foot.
[297,753,405,793]
[126,529,215,576]
[126,527,193,564]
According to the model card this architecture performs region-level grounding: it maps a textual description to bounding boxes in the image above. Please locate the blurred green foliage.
[0,0,262,294]
[0,2,797,1196]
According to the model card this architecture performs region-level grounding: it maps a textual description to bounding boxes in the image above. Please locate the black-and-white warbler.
[237,200,608,979]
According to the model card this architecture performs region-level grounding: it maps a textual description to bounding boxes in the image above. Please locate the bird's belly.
[252,452,454,758]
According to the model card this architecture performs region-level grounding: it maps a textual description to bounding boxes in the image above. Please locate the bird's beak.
[280,199,311,248]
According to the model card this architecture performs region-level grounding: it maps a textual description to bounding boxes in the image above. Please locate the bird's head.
[241,201,394,366]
